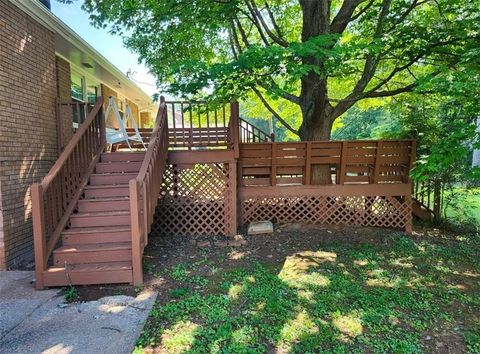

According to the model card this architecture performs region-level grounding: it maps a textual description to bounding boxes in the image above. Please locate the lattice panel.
[153,163,235,236]
[241,195,412,230]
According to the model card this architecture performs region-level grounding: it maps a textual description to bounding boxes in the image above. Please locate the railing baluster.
[181,102,185,148]
[214,108,218,144]
[189,103,193,149]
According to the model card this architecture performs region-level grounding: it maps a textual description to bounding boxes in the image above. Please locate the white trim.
[66,57,102,87]
[10,0,151,103]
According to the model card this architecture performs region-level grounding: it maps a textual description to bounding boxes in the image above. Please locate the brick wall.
[101,84,119,128]
[140,111,152,128]
[56,56,73,147]
[0,0,57,269]
[126,98,139,127]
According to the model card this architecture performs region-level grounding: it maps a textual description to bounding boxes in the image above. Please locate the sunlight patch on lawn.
[279,310,319,350]
[231,326,255,347]
[354,259,369,266]
[332,311,363,340]
[366,277,404,288]
[365,268,405,288]
[228,283,245,301]
[390,257,414,269]
[278,251,335,288]
[453,270,480,278]
[161,321,200,353]
[228,250,247,260]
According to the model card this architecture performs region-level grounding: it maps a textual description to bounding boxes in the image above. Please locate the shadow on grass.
[136,230,480,353]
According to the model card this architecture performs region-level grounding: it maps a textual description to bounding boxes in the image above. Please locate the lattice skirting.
[152,163,236,236]
[241,195,412,230]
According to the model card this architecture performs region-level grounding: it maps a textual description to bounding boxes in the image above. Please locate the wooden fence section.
[239,140,416,187]
[237,139,416,233]
[32,98,105,289]
[129,98,169,285]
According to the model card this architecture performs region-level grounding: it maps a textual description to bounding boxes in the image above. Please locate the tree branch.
[234,16,251,48]
[252,87,299,135]
[248,0,289,47]
[264,2,285,40]
[363,83,416,97]
[243,0,270,46]
[330,0,364,34]
[350,0,375,21]
[257,81,300,105]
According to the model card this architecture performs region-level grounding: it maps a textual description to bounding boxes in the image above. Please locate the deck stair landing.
[43,152,145,286]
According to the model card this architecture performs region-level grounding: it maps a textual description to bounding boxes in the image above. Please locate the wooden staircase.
[32,96,169,289]
[43,152,145,286]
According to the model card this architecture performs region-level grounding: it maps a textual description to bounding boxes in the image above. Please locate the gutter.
[10,0,153,103]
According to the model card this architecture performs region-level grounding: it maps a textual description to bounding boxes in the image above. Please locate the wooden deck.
[31,97,417,289]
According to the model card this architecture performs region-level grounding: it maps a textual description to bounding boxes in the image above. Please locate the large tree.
[75,0,479,182]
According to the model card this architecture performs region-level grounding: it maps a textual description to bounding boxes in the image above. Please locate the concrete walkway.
[0,271,156,354]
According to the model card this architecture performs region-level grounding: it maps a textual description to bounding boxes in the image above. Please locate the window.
[71,72,84,102]
[87,84,99,103]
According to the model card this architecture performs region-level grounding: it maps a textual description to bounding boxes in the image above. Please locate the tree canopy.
[76,0,480,139]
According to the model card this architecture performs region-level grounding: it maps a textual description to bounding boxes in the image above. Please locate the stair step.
[62,226,131,245]
[96,161,142,173]
[43,261,132,286]
[53,242,132,265]
[84,184,130,198]
[70,211,131,227]
[90,173,137,185]
[101,152,145,162]
[412,199,433,221]
[77,197,130,212]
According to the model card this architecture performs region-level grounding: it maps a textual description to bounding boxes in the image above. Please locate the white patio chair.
[124,104,147,149]
[104,96,146,150]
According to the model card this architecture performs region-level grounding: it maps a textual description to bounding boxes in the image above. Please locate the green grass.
[443,187,480,223]
[136,231,480,353]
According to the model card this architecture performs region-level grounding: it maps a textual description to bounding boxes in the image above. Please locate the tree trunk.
[298,86,335,185]
[297,0,335,185]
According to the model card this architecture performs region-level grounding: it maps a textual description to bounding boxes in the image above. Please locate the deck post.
[227,161,238,237]
[31,183,46,290]
[230,102,240,159]
[99,98,106,146]
[305,142,312,185]
[129,179,143,286]
[405,190,413,234]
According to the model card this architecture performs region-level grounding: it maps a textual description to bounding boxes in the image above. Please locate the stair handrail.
[129,96,169,285]
[31,97,106,289]
[239,117,274,143]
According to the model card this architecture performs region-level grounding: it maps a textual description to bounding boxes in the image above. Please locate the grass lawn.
[135,225,480,353]
[444,187,480,224]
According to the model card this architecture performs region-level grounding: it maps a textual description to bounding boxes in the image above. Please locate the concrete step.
[70,211,131,228]
[43,261,132,286]
[62,226,131,245]
[53,242,132,265]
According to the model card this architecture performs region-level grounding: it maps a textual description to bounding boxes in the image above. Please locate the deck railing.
[239,117,274,143]
[56,101,96,150]
[166,101,232,149]
[239,140,416,187]
[129,97,169,285]
[32,97,105,289]
[413,178,441,221]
